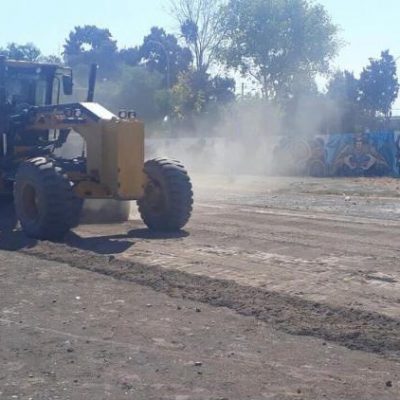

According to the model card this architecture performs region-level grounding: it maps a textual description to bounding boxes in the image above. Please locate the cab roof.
[4,59,71,75]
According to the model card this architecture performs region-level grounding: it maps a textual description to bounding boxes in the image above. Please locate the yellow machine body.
[28,103,146,200]
[75,118,145,200]
[0,58,192,241]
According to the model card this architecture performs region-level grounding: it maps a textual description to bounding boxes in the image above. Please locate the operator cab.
[0,57,100,160]
[4,60,73,108]
[0,59,74,153]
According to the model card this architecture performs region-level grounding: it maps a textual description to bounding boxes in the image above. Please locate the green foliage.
[220,0,339,101]
[171,70,235,119]
[171,70,207,117]
[0,43,41,61]
[0,21,235,126]
[115,66,166,120]
[63,25,118,77]
[61,23,235,125]
[181,20,199,45]
[328,71,359,103]
[359,50,399,118]
[209,76,236,103]
[327,53,399,132]
[6,8,399,135]
[119,47,141,66]
[327,70,362,132]
[94,65,168,121]
[139,26,192,87]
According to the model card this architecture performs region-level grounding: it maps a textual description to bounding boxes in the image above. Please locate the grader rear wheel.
[14,157,82,240]
[138,158,193,231]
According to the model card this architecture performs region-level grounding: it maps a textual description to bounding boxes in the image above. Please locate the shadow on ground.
[65,229,189,255]
[0,202,37,251]
[0,200,189,255]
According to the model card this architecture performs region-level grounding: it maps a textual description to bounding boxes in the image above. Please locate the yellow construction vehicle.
[0,56,193,240]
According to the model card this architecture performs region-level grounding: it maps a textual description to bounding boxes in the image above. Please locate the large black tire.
[138,158,193,231]
[14,157,82,240]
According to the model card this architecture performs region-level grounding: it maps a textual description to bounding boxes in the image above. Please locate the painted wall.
[272,132,400,177]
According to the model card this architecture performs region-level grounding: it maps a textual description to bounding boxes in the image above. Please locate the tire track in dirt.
[191,205,400,258]
[22,242,400,361]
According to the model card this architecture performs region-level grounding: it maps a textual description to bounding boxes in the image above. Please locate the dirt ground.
[1,175,400,399]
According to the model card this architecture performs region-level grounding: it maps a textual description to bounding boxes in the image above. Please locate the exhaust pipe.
[87,63,98,102]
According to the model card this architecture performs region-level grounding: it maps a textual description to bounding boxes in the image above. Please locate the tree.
[139,27,192,87]
[119,47,141,66]
[328,71,359,102]
[170,0,226,72]
[63,25,118,76]
[0,43,41,61]
[116,67,166,120]
[359,50,399,119]
[281,71,322,132]
[209,75,236,103]
[172,70,209,117]
[94,65,167,122]
[171,69,235,118]
[327,70,362,131]
[220,0,339,101]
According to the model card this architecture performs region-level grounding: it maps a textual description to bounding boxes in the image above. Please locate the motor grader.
[0,56,193,240]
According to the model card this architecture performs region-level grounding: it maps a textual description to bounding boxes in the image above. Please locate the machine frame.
[0,56,193,240]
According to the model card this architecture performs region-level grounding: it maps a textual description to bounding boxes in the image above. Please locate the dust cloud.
[56,93,340,223]
[148,101,281,176]
[147,96,337,178]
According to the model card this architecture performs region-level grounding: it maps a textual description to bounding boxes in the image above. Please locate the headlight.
[74,109,82,118]
[128,110,137,119]
[119,110,127,119]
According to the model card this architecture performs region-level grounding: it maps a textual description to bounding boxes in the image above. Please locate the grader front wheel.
[138,158,193,231]
[14,158,82,240]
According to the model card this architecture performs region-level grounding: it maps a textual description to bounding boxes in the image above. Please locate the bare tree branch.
[170,0,226,72]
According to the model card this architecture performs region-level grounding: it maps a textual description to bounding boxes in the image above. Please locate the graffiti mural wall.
[273,132,400,177]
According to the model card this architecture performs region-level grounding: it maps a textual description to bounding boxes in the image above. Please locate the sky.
[1,0,400,107]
